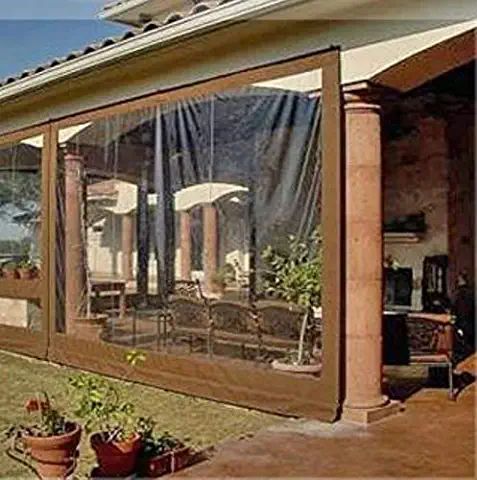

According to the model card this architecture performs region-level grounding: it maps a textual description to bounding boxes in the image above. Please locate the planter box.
[141,447,194,478]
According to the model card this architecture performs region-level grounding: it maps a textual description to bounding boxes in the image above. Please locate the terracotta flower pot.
[141,447,193,478]
[72,314,108,341]
[91,432,142,477]
[17,268,34,280]
[2,269,18,280]
[271,359,321,374]
[23,422,81,479]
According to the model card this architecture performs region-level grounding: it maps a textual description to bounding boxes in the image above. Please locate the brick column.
[121,213,134,281]
[179,210,192,281]
[203,203,218,293]
[343,92,399,423]
[64,153,87,333]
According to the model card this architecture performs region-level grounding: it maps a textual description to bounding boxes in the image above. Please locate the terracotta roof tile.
[0,0,235,89]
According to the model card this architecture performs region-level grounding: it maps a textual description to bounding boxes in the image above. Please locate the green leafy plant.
[261,229,323,365]
[67,373,135,443]
[68,349,146,443]
[136,417,185,459]
[17,257,36,270]
[261,229,323,308]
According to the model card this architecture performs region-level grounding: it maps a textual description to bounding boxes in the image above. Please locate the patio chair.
[257,300,321,361]
[165,280,213,355]
[209,300,261,361]
[406,313,457,400]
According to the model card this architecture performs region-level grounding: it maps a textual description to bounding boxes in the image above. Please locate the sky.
[0,0,127,79]
[0,1,127,241]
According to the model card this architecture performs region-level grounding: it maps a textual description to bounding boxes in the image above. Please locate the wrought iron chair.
[257,300,321,361]
[406,313,457,400]
[164,280,213,355]
[209,300,262,361]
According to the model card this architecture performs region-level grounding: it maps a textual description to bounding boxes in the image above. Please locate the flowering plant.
[5,392,70,439]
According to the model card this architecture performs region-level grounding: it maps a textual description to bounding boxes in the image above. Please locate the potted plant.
[1,261,18,280]
[261,229,323,374]
[209,264,236,297]
[68,373,141,477]
[210,270,226,297]
[68,350,146,477]
[4,392,81,479]
[16,257,39,280]
[136,417,193,477]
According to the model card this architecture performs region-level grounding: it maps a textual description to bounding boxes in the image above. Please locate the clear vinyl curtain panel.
[55,82,322,368]
[157,86,322,298]
[0,137,42,331]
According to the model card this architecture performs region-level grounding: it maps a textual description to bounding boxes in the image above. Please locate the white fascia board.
[0,0,308,104]
[99,0,157,26]
[100,0,182,27]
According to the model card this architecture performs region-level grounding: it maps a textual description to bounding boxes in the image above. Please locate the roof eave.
[0,0,307,104]
[99,0,150,27]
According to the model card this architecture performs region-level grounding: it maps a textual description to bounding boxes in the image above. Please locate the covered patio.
[0,0,475,424]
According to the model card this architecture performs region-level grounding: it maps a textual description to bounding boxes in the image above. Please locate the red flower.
[25,398,49,413]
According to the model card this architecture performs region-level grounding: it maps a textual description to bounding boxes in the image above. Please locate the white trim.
[100,0,151,20]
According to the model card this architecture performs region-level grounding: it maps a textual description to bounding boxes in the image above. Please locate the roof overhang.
[0,1,476,110]
[100,0,198,27]
[254,19,477,94]
[0,0,310,104]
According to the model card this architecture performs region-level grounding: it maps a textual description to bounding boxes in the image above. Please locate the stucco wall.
[383,85,476,311]
[383,112,449,310]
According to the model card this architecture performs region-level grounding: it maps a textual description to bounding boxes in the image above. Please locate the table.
[90,280,126,320]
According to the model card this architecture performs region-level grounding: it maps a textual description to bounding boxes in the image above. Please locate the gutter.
[0,0,309,104]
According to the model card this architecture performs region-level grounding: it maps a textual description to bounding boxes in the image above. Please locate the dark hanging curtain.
[154,86,322,297]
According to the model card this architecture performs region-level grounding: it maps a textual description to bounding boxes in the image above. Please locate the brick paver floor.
[179,375,475,478]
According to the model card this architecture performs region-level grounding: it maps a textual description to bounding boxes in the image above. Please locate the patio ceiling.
[256,19,477,93]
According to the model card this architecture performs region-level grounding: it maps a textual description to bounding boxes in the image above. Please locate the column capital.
[64,152,84,163]
[344,85,389,113]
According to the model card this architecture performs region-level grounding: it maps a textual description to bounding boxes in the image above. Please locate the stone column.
[121,213,134,281]
[203,203,218,293]
[64,153,87,334]
[343,92,399,423]
[179,210,192,281]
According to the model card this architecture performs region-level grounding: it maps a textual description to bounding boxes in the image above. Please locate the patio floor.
[179,363,475,478]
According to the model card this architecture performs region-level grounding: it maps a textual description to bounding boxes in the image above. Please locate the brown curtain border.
[0,125,51,359]
[1,47,343,420]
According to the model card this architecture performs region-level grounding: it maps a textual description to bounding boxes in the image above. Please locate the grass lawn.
[0,350,280,478]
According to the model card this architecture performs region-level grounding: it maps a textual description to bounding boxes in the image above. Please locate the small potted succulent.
[1,261,18,280]
[4,392,81,479]
[136,417,193,478]
[261,229,323,374]
[16,257,39,280]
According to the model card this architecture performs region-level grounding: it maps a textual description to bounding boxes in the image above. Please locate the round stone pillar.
[343,93,399,423]
[64,153,87,334]
[121,213,135,281]
[203,203,218,293]
[179,210,192,281]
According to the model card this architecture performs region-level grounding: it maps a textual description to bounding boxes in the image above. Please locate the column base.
[342,400,402,424]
